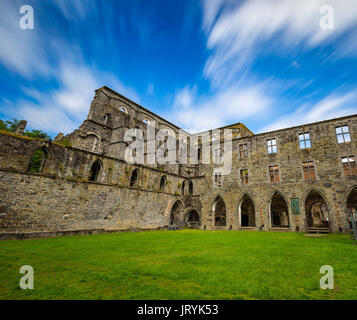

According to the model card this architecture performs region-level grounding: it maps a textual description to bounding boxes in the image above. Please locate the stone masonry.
[1,86,357,238]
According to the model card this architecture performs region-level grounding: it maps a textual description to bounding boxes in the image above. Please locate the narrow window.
[267,139,277,154]
[302,161,316,180]
[181,181,185,195]
[240,169,249,185]
[269,165,280,183]
[214,173,223,188]
[188,181,193,194]
[299,132,311,149]
[159,175,166,191]
[336,125,351,144]
[342,156,356,177]
[239,144,248,160]
[130,168,139,187]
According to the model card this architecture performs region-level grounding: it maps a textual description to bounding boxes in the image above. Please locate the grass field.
[0,230,356,300]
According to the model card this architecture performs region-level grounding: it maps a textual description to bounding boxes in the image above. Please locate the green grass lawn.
[0,230,356,300]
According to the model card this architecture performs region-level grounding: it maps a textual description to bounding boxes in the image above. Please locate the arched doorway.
[130,168,139,187]
[186,210,201,228]
[347,187,357,229]
[169,200,184,226]
[270,192,289,227]
[89,160,102,182]
[305,190,329,228]
[213,196,226,226]
[240,194,256,227]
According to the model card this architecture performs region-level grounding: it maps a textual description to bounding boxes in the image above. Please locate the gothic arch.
[169,199,184,226]
[238,193,256,227]
[345,185,357,229]
[185,209,201,227]
[270,190,290,228]
[212,195,227,227]
[304,188,330,228]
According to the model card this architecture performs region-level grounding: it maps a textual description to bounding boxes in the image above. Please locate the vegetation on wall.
[0,118,51,141]
[28,148,46,173]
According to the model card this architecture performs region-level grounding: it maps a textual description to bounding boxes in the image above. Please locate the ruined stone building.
[1,86,357,238]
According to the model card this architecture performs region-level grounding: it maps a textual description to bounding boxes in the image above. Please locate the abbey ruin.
[1,86,357,239]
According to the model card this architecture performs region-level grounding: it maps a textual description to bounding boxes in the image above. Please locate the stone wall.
[1,86,357,237]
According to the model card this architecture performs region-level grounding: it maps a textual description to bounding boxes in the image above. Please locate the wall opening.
[240,194,256,227]
[181,181,185,195]
[186,210,201,228]
[160,175,166,191]
[347,187,357,229]
[305,190,329,228]
[28,147,48,173]
[169,200,184,226]
[89,160,102,182]
[130,168,139,187]
[213,196,226,226]
[188,181,193,195]
[270,192,289,227]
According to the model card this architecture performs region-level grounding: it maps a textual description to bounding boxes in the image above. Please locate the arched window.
[130,168,139,187]
[181,181,185,195]
[28,147,48,173]
[89,160,102,182]
[188,181,193,195]
[119,106,128,114]
[143,118,150,126]
[160,175,166,191]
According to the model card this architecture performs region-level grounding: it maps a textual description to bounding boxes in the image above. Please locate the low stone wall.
[0,170,178,234]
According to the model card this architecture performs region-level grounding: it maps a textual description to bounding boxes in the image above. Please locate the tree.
[0,117,51,141]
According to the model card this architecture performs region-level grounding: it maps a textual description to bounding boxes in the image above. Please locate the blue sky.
[1,0,357,136]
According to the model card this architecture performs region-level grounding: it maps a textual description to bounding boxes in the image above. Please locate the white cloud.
[3,62,139,136]
[202,0,357,87]
[260,91,357,133]
[168,84,272,133]
[0,1,50,78]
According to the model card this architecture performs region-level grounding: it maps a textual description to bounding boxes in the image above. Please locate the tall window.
[159,175,166,191]
[267,139,277,154]
[239,144,248,160]
[240,169,249,185]
[336,125,351,144]
[302,161,316,180]
[269,165,280,183]
[342,156,356,177]
[299,132,311,149]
